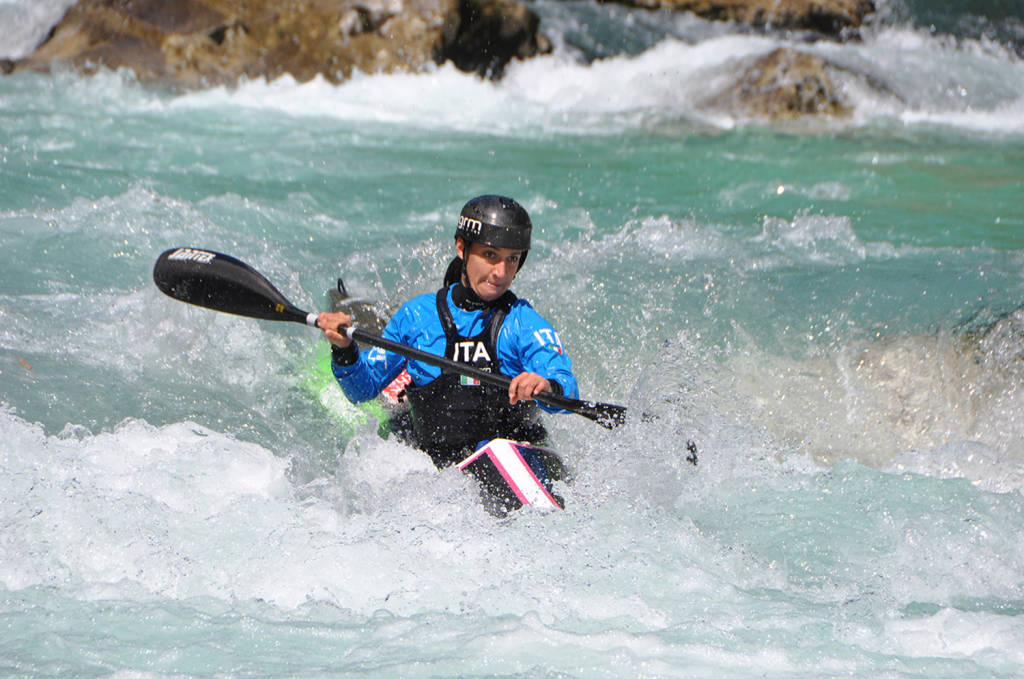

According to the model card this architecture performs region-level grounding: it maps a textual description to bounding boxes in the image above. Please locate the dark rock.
[438,0,552,78]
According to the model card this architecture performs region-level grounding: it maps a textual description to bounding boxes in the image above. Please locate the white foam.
[719,326,1024,487]
[137,24,1024,137]
[899,95,1024,133]
[813,26,1024,134]
[162,67,550,135]
[158,34,757,133]
[0,410,289,593]
[883,608,1024,665]
[889,441,1024,494]
[0,0,78,59]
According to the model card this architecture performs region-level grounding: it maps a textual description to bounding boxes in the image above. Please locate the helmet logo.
[457,215,483,235]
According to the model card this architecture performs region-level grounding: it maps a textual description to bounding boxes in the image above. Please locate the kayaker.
[318,195,579,467]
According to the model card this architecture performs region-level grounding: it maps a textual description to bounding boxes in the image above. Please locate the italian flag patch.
[460,375,481,386]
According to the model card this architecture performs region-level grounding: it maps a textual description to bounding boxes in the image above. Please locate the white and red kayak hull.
[458,438,565,512]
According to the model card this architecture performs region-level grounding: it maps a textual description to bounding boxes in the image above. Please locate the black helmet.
[444,195,532,290]
[455,195,532,257]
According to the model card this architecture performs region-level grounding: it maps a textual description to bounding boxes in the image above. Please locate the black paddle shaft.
[153,247,627,429]
[346,328,626,428]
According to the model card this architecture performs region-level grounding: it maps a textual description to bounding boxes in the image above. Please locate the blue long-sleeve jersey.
[332,285,578,413]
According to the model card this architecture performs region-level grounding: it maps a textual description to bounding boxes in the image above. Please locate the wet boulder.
[598,0,875,38]
[10,0,551,87]
[702,47,852,119]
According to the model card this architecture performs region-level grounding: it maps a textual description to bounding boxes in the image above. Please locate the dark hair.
[443,255,463,288]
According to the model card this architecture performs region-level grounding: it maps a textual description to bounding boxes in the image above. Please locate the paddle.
[153,247,628,429]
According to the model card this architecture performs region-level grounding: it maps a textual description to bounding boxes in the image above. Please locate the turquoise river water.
[2,0,1024,676]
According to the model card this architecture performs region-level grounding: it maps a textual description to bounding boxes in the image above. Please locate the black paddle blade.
[578,401,628,429]
[153,247,309,324]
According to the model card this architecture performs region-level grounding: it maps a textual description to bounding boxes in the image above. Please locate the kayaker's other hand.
[317,311,353,348]
[508,372,551,405]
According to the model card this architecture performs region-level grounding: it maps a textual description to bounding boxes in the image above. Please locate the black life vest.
[403,288,546,468]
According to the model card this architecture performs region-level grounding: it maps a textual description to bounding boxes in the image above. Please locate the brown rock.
[599,0,875,38]
[703,47,851,119]
[11,0,550,87]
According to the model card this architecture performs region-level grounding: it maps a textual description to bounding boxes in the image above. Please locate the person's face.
[456,238,523,302]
